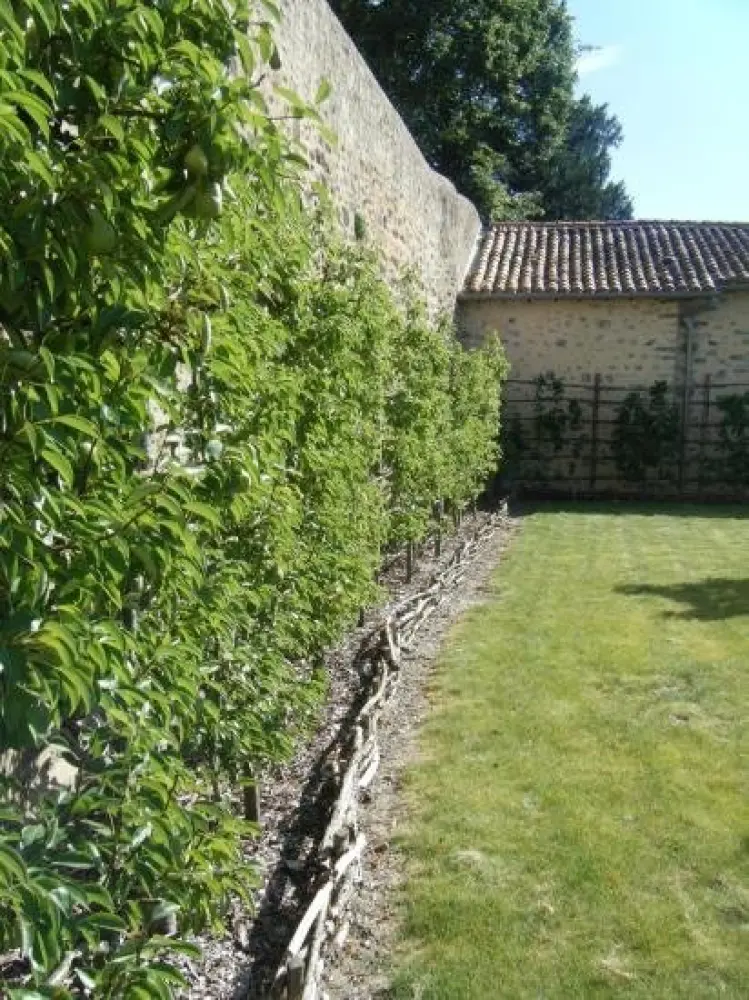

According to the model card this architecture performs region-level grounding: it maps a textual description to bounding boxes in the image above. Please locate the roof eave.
[457,287,748,303]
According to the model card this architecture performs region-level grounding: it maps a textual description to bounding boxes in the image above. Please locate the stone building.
[459,220,749,389]
[459,221,749,494]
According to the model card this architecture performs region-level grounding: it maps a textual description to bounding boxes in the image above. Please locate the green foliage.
[353,211,367,241]
[383,296,507,544]
[0,2,507,994]
[542,95,633,221]
[532,374,583,456]
[385,299,453,543]
[329,0,632,221]
[612,382,681,482]
[447,335,509,508]
[714,392,749,485]
[500,373,583,483]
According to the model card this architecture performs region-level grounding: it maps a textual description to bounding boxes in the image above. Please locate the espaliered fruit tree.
[0,1,507,996]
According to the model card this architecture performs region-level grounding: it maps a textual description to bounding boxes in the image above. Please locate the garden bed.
[181,508,515,999]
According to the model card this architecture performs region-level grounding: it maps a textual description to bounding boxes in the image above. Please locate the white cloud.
[576,45,622,77]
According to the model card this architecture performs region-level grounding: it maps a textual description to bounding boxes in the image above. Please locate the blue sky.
[569,0,749,221]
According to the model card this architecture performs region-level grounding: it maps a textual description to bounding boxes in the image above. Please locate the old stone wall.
[458,291,749,389]
[458,296,683,389]
[689,292,749,385]
[459,291,749,496]
[271,0,480,317]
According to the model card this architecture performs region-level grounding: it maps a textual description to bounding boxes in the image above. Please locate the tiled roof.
[463,221,749,299]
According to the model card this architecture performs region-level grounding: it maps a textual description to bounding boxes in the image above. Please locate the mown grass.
[392,506,749,999]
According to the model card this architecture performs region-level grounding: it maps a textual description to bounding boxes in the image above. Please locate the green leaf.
[19,68,56,101]
[5,90,51,138]
[149,937,201,959]
[315,78,332,106]
[128,823,152,850]
[0,104,31,142]
[2,349,42,373]
[273,85,309,113]
[20,421,40,456]
[98,113,124,142]
[145,962,188,987]
[47,414,98,436]
[75,912,127,932]
[51,852,97,872]
[183,501,221,526]
[0,844,27,883]
[25,149,54,186]
[40,446,74,485]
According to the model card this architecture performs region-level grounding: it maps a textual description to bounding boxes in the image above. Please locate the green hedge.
[0,1,507,995]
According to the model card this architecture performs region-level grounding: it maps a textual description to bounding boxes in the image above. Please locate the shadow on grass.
[513,500,749,519]
[616,578,749,620]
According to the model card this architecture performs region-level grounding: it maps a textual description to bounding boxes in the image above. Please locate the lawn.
[393,506,749,999]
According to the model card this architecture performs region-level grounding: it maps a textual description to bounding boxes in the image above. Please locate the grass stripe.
[393,505,749,1000]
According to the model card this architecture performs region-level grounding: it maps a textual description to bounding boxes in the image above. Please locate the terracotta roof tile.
[464,221,749,298]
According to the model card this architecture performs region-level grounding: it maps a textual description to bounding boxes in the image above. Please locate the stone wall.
[459,290,749,496]
[458,297,683,389]
[271,0,480,317]
[458,291,749,390]
[689,292,749,385]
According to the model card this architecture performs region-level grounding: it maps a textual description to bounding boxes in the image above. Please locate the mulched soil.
[324,516,517,1000]
[181,511,517,1000]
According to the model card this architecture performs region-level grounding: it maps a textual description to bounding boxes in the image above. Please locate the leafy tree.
[542,96,633,220]
[0,2,508,994]
[330,0,632,221]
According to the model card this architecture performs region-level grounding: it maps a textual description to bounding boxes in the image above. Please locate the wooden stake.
[243,771,261,824]
[434,499,443,558]
[287,954,305,1000]
[699,374,711,491]
[589,374,601,491]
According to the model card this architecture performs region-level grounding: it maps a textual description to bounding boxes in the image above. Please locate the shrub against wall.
[499,373,584,484]
[612,382,680,483]
[0,2,506,995]
[714,392,749,485]
[500,374,749,492]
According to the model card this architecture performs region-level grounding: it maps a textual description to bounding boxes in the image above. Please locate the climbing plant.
[0,2,507,995]
[446,333,508,508]
[714,392,749,485]
[532,373,583,458]
[611,381,680,482]
[384,296,453,544]
[499,372,583,484]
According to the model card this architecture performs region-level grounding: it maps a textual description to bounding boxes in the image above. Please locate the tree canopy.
[543,95,633,220]
[330,0,633,221]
